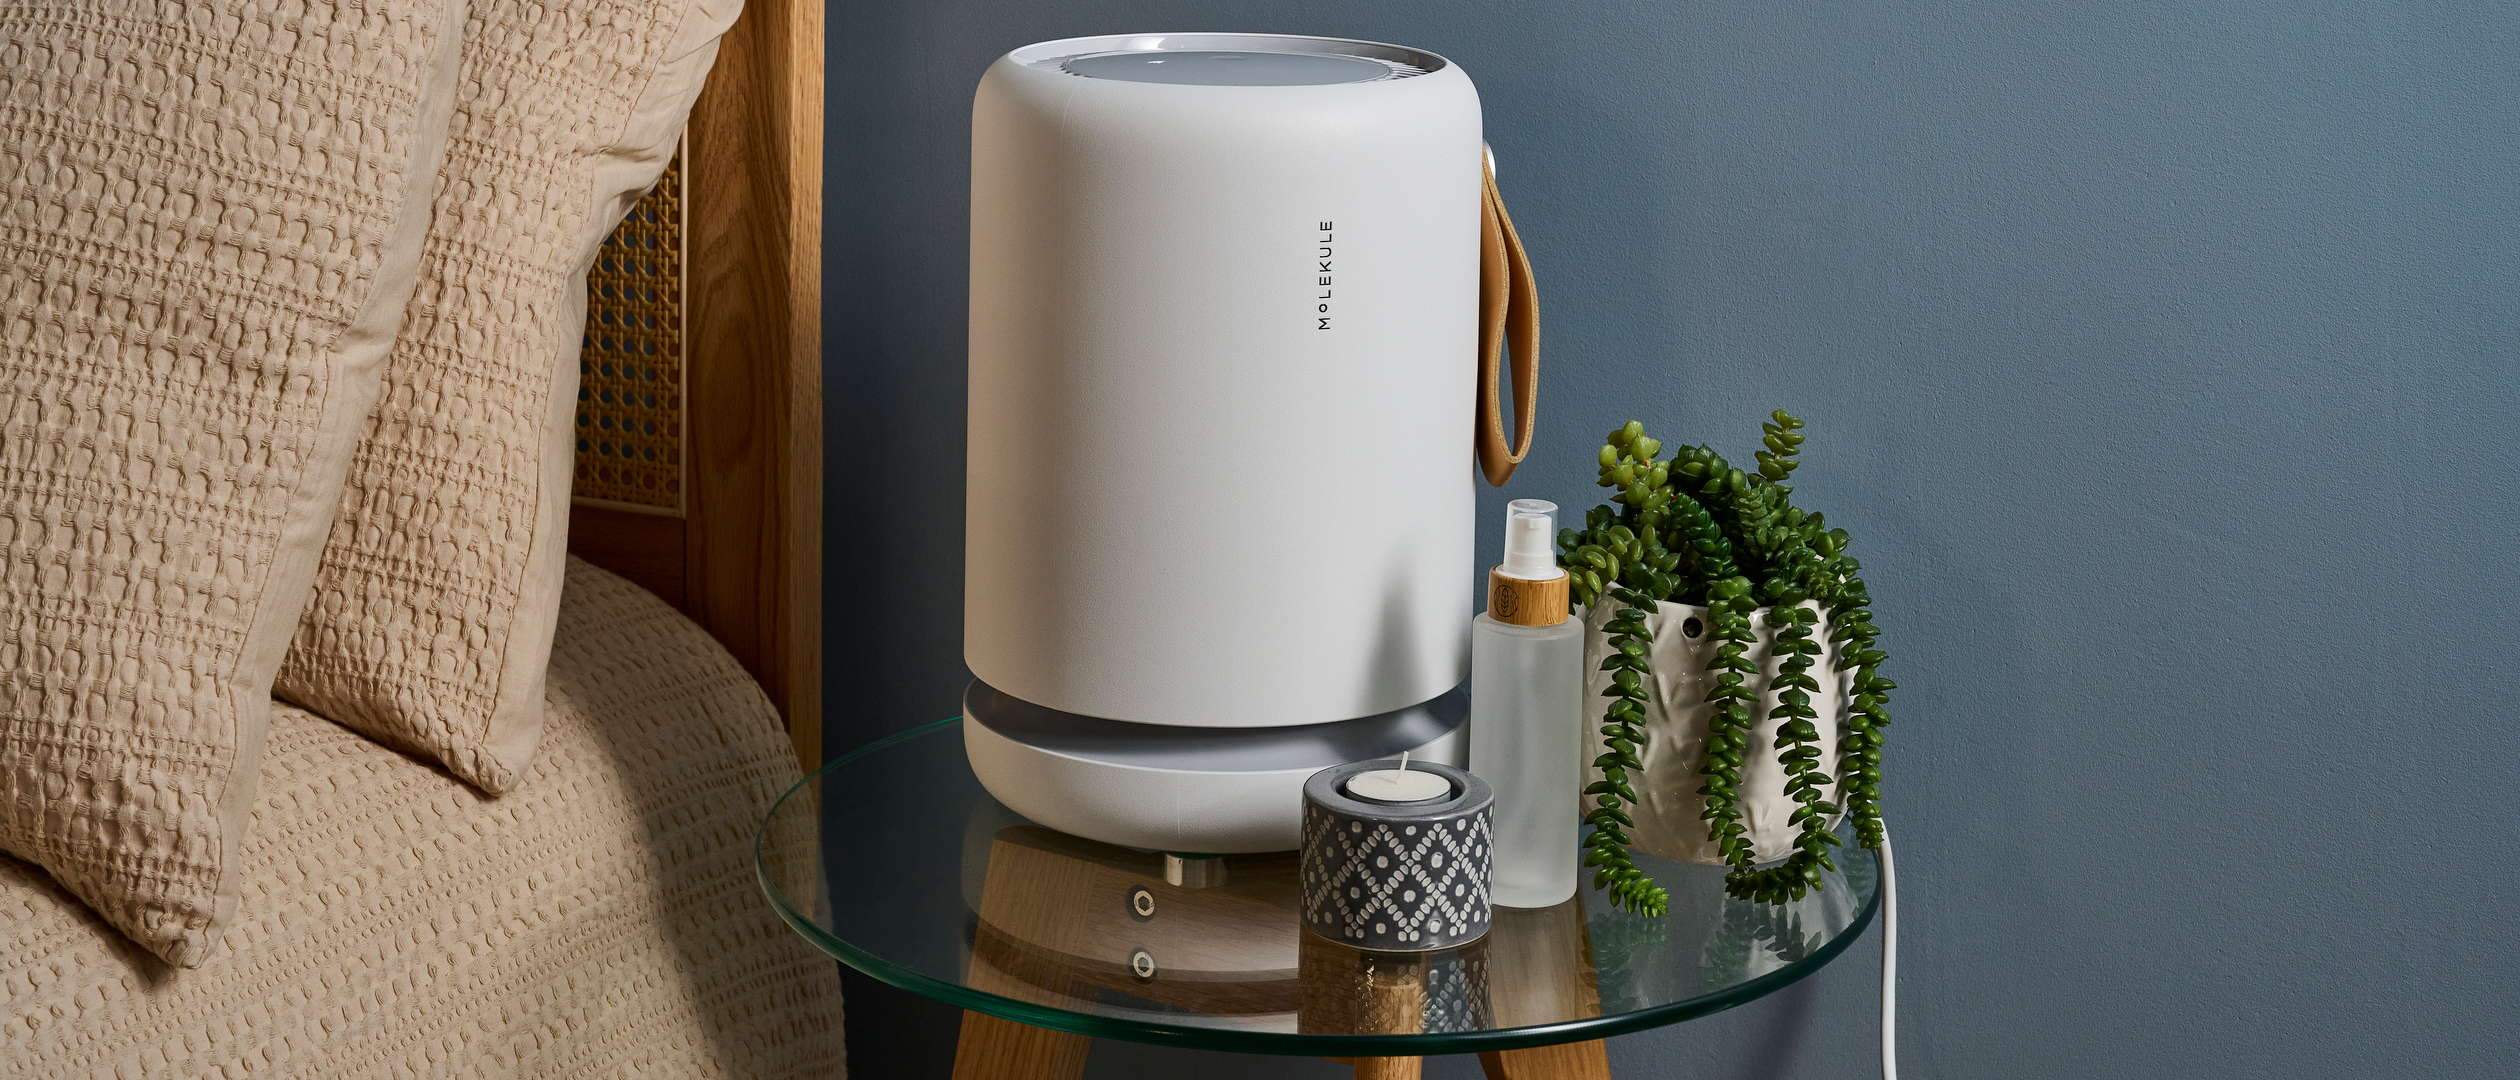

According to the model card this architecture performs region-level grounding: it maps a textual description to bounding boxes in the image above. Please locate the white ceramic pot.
[1581,599,1847,865]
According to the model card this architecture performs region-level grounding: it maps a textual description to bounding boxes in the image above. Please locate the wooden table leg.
[1477,1039,1612,1080]
[1478,894,1612,1079]
[951,1010,1091,1080]
[1331,1057,1423,1080]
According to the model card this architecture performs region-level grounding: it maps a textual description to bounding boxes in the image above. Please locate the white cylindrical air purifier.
[964,33,1487,852]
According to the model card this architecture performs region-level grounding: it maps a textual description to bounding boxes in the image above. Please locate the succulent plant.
[1561,411,1893,913]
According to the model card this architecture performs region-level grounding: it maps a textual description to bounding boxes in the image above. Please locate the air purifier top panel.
[1009,33,1446,82]
[1061,51,1391,86]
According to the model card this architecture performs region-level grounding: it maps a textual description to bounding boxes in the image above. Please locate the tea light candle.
[1341,752,1451,804]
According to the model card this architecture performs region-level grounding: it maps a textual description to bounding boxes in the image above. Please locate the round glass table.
[756,718,1879,1078]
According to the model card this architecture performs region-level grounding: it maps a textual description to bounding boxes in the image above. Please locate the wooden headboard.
[567,0,824,773]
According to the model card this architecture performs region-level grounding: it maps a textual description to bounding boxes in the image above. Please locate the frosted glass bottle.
[1468,500,1585,909]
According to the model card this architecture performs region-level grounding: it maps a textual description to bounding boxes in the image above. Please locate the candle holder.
[1299,760,1494,951]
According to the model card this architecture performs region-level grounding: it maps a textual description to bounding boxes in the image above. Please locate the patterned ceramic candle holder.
[1299,759,1494,951]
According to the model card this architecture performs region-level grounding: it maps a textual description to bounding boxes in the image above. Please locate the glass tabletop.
[756,718,1879,1056]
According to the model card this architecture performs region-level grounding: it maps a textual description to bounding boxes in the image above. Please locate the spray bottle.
[1468,499,1584,908]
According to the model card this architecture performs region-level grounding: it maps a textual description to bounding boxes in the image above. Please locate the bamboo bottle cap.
[1488,567,1570,627]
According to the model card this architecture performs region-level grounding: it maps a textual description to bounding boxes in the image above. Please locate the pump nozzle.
[1500,499,1561,581]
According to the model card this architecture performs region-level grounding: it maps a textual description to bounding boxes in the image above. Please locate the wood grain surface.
[951,1010,1091,1080]
[568,505,686,607]
[576,0,822,773]
[1477,1041,1613,1080]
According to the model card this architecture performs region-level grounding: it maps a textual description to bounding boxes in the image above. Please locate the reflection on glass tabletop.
[755,718,1878,1057]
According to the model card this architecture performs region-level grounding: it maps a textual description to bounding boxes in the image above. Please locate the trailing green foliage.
[1561,412,1894,912]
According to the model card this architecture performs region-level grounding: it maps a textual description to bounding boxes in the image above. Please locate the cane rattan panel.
[576,150,686,511]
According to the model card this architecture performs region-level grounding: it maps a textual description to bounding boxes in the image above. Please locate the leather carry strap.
[1476,153,1539,487]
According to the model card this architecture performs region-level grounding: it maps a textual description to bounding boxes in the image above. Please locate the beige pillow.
[0,0,467,966]
[273,0,742,793]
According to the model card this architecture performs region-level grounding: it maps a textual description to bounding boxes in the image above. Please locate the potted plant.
[1557,411,1894,914]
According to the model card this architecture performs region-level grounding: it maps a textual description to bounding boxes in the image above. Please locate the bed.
[0,0,838,1072]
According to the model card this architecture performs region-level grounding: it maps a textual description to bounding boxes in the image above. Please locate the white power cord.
[1878,821,1898,1080]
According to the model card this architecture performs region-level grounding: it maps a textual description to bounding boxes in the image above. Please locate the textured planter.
[1581,599,1847,865]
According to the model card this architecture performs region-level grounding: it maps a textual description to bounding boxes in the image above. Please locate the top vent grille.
[1056,50,1431,85]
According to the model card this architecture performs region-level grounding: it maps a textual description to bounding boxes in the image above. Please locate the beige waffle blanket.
[2,557,844,1077]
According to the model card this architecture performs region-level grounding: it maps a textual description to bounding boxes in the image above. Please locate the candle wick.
[1398,751,1411,772]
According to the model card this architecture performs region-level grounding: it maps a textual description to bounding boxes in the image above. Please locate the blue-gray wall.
[827,3,2520,1077]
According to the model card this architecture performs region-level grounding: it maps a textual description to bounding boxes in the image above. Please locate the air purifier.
[964,33,1501,853]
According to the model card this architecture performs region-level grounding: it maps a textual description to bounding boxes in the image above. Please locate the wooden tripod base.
[951,1011,1090,1079]
[953,1009,1610,1080]
[950,827,1612,1079]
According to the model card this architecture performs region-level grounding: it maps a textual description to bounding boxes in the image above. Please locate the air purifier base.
[963,679,1469,853]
